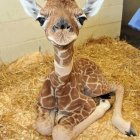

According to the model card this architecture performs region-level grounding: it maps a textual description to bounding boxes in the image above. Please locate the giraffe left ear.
[20,0,47,26]
[20,0,41,19]
[83,0,104,17]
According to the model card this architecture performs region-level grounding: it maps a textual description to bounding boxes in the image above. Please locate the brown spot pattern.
[38,46,111,127]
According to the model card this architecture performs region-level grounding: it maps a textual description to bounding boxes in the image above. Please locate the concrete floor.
[120,25,140,50]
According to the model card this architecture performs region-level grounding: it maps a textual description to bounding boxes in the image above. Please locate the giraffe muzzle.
[52,18,73,32]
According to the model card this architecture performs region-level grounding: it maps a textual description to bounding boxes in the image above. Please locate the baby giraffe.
[20,0,138,139]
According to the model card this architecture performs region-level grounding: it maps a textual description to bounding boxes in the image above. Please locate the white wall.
[0,0,123,62]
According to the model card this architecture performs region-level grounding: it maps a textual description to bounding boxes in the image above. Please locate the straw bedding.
[0,37,140,140]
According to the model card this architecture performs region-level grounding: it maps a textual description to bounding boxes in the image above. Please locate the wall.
[0,0,123,62]
[122,0,140,25]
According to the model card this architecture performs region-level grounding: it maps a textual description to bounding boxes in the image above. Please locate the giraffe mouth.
[48,31,77,46]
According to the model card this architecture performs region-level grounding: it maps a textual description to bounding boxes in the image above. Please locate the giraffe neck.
[53,44,74,77]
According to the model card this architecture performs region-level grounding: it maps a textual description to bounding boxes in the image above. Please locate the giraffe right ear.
[83,0,104,17]
[20,0,42,19]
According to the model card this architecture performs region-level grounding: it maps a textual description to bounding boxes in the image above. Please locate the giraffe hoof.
[125,123,138,137]
[112,117,138,137]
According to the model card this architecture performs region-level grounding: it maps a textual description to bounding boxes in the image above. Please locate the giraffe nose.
[52,18,72,32]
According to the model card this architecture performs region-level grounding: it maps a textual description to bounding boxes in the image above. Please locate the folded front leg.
[35,107,55,136]
[52,124,72,140]
[52,99,111,140]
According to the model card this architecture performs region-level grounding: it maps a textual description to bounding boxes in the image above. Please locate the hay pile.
[0,37,140,140]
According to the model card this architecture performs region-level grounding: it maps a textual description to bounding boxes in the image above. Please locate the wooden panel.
[0,22,121,62]
[103,0,123,7]
[77,0,123,8]
[0,37,53,62]
[84,5,123,27]
[0,0,123,23]
[0,0,45,22]
[0,0,123,62]
[75,22,121,45]
[0,19,44,47]
[0,4,123,47]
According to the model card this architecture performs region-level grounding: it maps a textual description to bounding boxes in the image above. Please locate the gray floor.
[120,26,140,50]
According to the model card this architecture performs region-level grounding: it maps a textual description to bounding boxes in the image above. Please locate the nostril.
[67,25,72,32]
[60,24,65,29]
[55,25,59,29]
[52,19,72,32]
[52,25,59,32]
[67,25,71,29]
[54,25,59,29]
[53,18,73,31]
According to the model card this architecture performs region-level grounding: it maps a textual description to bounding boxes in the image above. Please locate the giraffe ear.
[20,0,41,19]
[83,0,104,17]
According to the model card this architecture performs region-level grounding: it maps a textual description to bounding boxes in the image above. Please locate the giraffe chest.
[55,81,81,110]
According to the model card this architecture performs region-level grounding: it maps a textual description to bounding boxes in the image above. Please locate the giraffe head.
[20,0,104,47]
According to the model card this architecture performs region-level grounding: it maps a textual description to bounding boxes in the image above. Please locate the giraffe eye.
[77,16,87,25]
[36,17,46,26]
[75,14,87,29]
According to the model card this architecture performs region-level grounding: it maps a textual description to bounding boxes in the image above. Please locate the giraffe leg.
[35,107,55,136]
[52,99,110,140]
[52,124,72,140]
[72,99,111,139]
[111,84,138,136]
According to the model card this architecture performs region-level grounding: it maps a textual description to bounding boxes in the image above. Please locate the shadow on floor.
[120,25,140,50]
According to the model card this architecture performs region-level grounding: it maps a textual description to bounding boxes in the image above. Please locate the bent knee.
[111,84,124,93]
[35,118,54,136]
[52,125,72,140]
